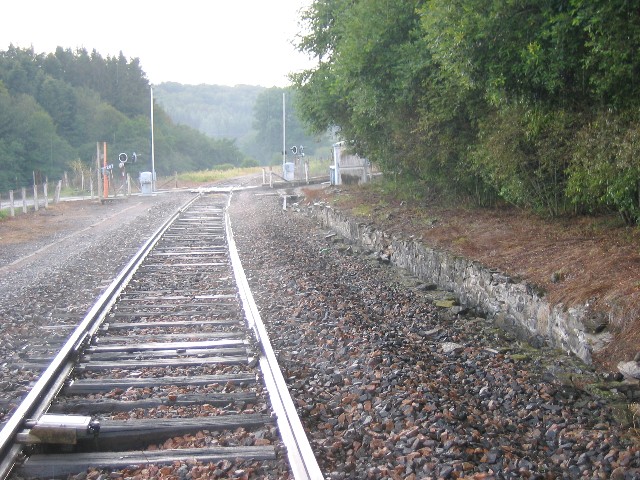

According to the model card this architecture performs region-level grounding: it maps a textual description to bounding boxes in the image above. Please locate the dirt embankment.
[301,183,640,374]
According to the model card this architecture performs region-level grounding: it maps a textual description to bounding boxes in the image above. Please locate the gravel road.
[0,192,194,411]
[229,188,640,480]
[0,187,639,479]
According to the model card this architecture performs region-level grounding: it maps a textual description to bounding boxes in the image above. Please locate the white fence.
[0,169,135,217]
[0,180,67,217]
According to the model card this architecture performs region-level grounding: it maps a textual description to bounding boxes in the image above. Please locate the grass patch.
[176,167,263,184]
[582,383,626,401]
[413,216,438,228]
[452,236,469,246]
[307,157,333,177]
[60,187,79,196]
[352,204,374,217]
[509,353,531,362]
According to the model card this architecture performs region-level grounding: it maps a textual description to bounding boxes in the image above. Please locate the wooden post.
[175,171,178,189]
[90,174,94,199]
[9,190,15,217]
[55,180,62,203]
[96,143,102,200]
[127,173,131,196]
[22,187,27,213]
[33,182,39,212]
[64,171,69,188]
[43,181,49,209]
[103,142,108,198]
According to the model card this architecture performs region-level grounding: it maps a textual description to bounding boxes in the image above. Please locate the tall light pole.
[282,92,286,174]
[150,86,156,192]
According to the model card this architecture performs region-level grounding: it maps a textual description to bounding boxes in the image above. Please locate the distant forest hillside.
[154,83,264,140]
[0,46,252,193]
[295,0,640,224]
[154,83,332,165]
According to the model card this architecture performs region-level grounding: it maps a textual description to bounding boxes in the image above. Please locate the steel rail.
[225,192,324,480]
[0,193,201,479]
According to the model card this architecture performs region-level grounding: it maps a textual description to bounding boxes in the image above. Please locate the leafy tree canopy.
[293,0,640,223]
[0,45,247,192]
[154,83,332,166]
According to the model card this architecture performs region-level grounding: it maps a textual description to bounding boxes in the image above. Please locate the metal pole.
[103,142,108,198]
[150,86,156,192]
[96,143,102,200]
[282,92,286,175]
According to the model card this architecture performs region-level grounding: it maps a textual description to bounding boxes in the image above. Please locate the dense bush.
[471,102,575,216]
[293,0,640,224]
[567,112,640,224]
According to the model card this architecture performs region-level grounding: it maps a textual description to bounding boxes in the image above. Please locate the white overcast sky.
[0,0,315,87]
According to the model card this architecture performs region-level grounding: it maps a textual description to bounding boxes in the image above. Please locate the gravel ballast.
[0,192,194,413]
[0,187,638,479]
[229,188,640,480]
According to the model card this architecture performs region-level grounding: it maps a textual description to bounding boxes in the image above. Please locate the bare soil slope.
[302,183,640,373]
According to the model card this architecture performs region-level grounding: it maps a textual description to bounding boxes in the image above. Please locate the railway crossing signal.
[118,152,139,168]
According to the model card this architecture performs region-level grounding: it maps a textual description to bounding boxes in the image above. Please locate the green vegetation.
[293,0,640,224]
[351,204,374,218]
[154,84,333,166]
[153,83,264,141]
[0,44,333,195]
[306,155,333,177]
[0,46,250,193]
[176,167,263,184]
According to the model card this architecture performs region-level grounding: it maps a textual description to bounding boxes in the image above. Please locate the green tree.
[567,112,640,224]
[0,82,75,189]
[294,0,430,168]
[292,0,640,221]
[0,45,255,191]
[37,76,79,143]
[571,0,640,108]
[251,87,322,165]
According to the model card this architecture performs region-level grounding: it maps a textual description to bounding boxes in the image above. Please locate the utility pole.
[150,86,156,192]
[282,92,286,175]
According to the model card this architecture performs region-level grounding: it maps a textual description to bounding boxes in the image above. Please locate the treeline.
[293,0,640,224]
[0,45,248,192]
[154,83,264,142]
[154,83,331,165]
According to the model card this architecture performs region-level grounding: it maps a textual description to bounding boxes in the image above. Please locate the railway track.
[0,190,322,479]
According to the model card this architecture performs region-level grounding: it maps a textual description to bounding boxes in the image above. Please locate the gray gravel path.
[229,188,640,480]
[0,185,638,479]
[0,192,194,413]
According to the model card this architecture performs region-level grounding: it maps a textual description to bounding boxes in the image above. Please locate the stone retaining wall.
[305,203,604,365]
